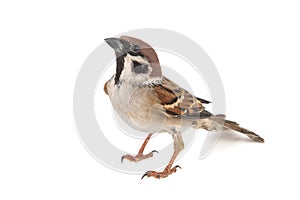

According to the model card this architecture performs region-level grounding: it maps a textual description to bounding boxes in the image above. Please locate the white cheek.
[130,55,149,64]
[120,55,151,81]
[119,55,134,81]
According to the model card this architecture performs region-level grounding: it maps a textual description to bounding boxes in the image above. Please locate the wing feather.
[154,77,211,119]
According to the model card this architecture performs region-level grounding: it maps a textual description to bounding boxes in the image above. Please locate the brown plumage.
[103,81,108,95]
[154,77,206,117]
[224,120,264,142]
[151,77,264,142]
[104,35,264,179]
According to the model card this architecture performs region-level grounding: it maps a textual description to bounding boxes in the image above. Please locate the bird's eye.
[130,45,140,53]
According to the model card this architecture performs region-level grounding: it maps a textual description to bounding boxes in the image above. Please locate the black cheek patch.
[132,61,149,74]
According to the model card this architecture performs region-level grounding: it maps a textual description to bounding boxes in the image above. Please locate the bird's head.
[105,36,162,86]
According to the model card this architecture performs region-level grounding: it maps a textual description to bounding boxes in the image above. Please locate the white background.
[1,1,299,199]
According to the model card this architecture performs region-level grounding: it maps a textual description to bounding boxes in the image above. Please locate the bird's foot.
[121,150,158,163]
[141,165,181,179]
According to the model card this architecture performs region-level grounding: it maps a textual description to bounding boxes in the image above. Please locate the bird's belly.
[110,88,165,133]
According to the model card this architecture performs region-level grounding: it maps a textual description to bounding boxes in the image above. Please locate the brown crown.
[120,36,162,78]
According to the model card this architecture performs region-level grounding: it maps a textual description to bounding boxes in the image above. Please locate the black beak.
[104,38,125,54]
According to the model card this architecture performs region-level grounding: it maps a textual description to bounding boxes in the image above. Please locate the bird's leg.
[121,133,158,163]
[142,151,181,179]
[142,130,184,179]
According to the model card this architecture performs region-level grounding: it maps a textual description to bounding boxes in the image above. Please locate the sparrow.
[103,36,264,179]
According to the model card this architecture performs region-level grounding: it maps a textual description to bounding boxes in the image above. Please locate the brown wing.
[104,81,109,95]
[154,77,212,119]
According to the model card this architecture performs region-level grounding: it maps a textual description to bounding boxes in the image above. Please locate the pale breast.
[108,82,166,133]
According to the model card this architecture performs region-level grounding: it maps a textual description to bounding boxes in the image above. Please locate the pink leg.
[121,133,158,163]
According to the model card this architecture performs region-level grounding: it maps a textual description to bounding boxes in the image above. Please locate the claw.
[152,150,159,154]
[141,172,149,180]
[174,165,182,169]
[121,156,125,163]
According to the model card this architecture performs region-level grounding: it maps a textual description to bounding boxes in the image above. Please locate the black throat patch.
[114,54,125,85]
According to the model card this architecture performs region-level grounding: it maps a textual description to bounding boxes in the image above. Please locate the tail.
[212,115,264,143]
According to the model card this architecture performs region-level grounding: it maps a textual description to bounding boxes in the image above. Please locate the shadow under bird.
[103,36,264,179]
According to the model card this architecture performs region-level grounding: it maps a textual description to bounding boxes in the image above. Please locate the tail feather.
[194,113,265,143]
[224,119,264,143]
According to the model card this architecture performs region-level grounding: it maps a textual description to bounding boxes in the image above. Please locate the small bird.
[104,36,264,179]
